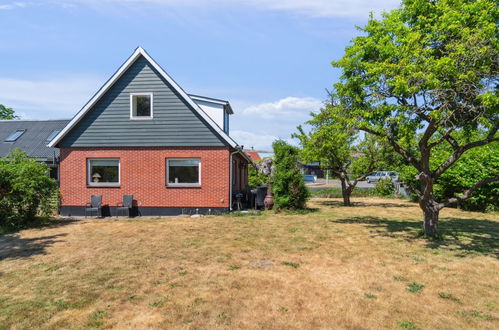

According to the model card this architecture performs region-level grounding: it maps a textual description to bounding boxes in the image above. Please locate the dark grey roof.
[0,119,70,160]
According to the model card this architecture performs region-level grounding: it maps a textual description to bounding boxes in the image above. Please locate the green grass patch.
[398,320,417,328]
[407,282,424,293]
[282,261,300,268]
[438,292,461,303]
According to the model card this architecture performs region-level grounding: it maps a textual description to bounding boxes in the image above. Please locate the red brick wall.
[59,147,230,208]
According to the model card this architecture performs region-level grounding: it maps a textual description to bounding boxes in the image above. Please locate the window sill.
[166,184,201,188]
[87,184,121,188]
[130,117,153,120]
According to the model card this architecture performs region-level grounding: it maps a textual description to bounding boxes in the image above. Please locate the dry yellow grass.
[0,197,498,329]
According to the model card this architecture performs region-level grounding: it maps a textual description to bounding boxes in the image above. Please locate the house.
[0,119,70,180]
[244,149,262,162]
[46,47,251,216]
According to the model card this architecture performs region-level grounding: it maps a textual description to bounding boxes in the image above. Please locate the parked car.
[303,174,318,183]
[366,171,399,184]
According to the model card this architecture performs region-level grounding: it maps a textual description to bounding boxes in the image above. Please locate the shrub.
[374,178,394,197]
[271,140,309,210]
[0,149,57,229]
[248,162,267,188]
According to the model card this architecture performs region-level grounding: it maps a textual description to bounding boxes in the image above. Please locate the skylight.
[5,129,25,142]
[46,130,61,142]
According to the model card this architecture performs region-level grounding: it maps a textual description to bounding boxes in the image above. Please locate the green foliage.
[332,0,498,224]
[400,138,498,212]
[0,104,18,120]
[272,140,309,210]
[311,187,376,198]
[294,103,386,179]
[248,162,267,188]
[374,178,395,197]
[0,149,57,229]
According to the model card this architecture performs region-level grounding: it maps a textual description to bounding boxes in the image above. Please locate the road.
[306,178,375,191]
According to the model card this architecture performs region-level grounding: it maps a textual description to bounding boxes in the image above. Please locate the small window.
[130,93,153,119]
[167,159,201,187]
[5,129,25,142]
[87,159,120,187]
[46,130,61,142]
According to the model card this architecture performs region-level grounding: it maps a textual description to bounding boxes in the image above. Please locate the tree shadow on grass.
[0,218,79,261]
[319,200,413,208]
[0,233,68,261]
[331,216,499,258]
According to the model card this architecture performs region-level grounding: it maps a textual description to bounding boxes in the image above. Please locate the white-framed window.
[166,158,201,187]
[130,93,153,119]
[87,158,120,187]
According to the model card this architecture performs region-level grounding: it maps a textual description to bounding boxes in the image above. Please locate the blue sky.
[0,0,399,150]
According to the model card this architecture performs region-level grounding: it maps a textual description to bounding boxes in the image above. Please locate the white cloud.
[0,77,103,119]
[230,96,321,150]
[0,2,31,10]
[231,130,278,151]
[242,96,322,120]
[25,0,400,19]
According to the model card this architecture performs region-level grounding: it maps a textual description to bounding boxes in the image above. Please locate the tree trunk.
[340,177,352,206]
[420,201,440,237]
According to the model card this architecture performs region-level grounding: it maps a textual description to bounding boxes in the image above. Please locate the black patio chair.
[116,194,133,217]
[85,195,102,218]
[254,185,267,210]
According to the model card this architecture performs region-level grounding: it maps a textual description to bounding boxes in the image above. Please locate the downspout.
[229,147,243,211]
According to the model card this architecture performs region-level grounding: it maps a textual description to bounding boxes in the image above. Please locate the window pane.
[5,130,25,142]
[46,130,61,142]
[168,159,200,184]
[133,95,151,117]
[89,159,119,183]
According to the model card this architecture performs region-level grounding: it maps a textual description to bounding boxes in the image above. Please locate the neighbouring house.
[244,149,262,162]
[43,47,251,216]
[0,119,69,181]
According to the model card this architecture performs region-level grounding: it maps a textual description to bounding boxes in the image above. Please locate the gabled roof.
[0,119,70,160]
[48,47,239,148]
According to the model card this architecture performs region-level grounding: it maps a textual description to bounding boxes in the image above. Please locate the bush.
[373,178,394,197]
[272,140,309,210]
[0,149,57,229]
[248,162,267,188]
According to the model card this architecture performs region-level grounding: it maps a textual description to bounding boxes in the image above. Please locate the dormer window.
[5,129,25,142]
[130,93,153,119]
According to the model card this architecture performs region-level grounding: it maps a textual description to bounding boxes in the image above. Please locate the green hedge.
[0,149,57,230]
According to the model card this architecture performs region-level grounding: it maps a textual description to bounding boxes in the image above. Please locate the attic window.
[5,129,25,142]
[130,93,153,119]
[46,130,61,142]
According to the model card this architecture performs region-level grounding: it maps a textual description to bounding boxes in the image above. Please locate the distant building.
[244,149,262,162]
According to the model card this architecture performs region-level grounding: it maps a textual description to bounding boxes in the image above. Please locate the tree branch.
[433,126,498,179]
[437,175,499,209]
[359,127,422,171]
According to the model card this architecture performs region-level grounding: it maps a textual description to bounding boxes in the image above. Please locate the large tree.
[333,0,498,236]
[0,104,17,120]
[294,102,385,206]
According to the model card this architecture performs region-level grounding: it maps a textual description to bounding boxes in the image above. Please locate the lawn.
[0,197,498,329]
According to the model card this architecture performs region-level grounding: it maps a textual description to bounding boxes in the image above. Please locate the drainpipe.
[229,147,243,211]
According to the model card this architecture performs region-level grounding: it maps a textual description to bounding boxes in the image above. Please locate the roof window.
[5,129,25,142]
[46,130,61,142]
